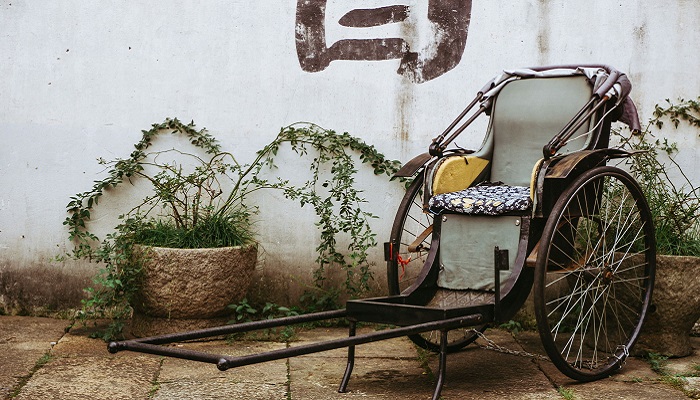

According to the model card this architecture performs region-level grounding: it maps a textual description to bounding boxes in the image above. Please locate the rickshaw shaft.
[108,313,483,371]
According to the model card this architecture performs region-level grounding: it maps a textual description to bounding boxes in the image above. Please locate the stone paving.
[1,316,699,399]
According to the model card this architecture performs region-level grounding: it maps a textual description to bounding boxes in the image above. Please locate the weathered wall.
[1,0,699,311]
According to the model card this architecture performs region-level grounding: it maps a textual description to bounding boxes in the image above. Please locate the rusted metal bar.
[433,329,449,400]
[218,314,483,370]
[124,309,347,346]
[338,321,357,393]
[108,314,483,372]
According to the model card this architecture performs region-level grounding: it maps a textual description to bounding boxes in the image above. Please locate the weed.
[415,346,436,382]
[645,352,669,374]
[226,299,302,342]
[9,351,53,397]
[147,358,163,399]
[644,352,698,396]
[557,386,576,400]
[228,299,300,324]
[499,320,523,334]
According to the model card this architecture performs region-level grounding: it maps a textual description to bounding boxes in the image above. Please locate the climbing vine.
[66,118,402,338]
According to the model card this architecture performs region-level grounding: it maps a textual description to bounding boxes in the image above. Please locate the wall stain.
[536,0,551,65]
[0,263,89,316]
[396,80,414,144]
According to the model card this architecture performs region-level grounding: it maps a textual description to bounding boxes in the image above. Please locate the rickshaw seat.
[428,183,531,215]
[432,75,594,290]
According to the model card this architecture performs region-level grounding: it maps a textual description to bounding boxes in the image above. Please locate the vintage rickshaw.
[109,64,655,400]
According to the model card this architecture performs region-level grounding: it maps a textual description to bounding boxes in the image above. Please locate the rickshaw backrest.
[428,75,597,198]
[488,75,594,186]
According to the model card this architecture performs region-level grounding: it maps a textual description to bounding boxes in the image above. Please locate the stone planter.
[130,244,257,337]
[635,255,700,357]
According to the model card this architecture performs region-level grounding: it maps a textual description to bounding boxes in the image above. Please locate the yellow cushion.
[432,156,489,195]
[530,158,544,200]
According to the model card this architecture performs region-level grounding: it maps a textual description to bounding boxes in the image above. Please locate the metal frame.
[110,309,484,400]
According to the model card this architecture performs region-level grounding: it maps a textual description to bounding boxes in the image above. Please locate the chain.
[469,329,551,361]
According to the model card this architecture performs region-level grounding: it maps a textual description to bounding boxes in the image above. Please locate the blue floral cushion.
[429,184,532,215]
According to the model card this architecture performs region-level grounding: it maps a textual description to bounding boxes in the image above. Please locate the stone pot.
[635,255,700,357]
[130,244,257,336]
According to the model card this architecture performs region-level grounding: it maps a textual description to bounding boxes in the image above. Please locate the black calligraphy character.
[295,0,472,83]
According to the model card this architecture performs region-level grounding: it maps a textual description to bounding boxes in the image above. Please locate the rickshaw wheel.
[388,174,484,352]
[534,166,655,381]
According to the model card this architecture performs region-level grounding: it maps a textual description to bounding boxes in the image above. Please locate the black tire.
[534,166,655,381]
[388,173,483,352]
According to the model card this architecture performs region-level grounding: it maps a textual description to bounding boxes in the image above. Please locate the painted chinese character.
[295,0,472,83]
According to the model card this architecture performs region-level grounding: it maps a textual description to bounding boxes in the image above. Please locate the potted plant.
[615,97,700,357]
[66,118,401,339]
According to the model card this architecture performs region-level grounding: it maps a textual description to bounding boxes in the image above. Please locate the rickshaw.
[109,64,655,400]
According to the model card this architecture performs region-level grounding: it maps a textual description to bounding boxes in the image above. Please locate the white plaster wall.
[1,0,699,302]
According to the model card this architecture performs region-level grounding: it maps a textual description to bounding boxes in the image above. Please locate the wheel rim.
[387,174,484,351]
[535,167,655,380]
[388,175,433,295]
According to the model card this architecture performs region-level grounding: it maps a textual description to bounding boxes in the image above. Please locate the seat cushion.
[428,184,532,215]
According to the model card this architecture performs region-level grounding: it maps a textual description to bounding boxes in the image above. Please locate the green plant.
[557,386,576,400]
[228,299,300,323]
[298,285,342,312]
[614,97,700,256]
[226,299,301,342]
[10,351,54,397]
[499,320,523,334]
[415,346,436,382]
[66,119,401,339]
[645,352,669,374]
[263,123,402,296]
[643,352,696,394]
[66,118,280,254]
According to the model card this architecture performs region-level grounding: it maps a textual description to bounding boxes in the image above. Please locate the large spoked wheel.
[534,166,655,381]
[388,173,484,352]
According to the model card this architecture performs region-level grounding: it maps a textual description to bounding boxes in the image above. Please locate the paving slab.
[290,353,430,399]
[3,316,700,400]
[13,355,161,400]
[433,329,561,400]
[12,326,161,400]
[513,330,693,399]
[0,316,69,399]
[154,340,289,400]
[290,327,559,399]
[290,327,430,399]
